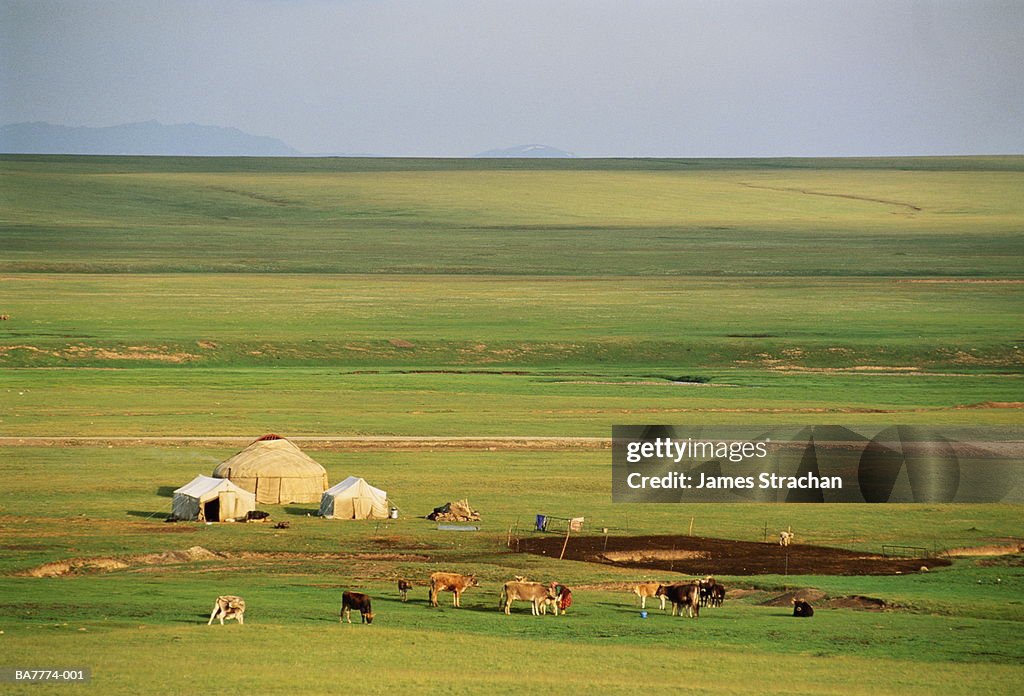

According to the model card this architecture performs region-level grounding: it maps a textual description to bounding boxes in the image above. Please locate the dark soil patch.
[761,589,888,611]
[518,535,950,576]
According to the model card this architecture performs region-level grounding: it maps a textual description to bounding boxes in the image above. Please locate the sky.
[2,0,1022,157]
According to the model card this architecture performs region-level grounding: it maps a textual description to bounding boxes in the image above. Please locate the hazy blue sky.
[2,0,1022,156]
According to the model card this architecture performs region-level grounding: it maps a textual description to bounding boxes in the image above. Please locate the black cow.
[709,583,725,608]
[340,591,375,624]
[664,582,701,618]
[792,598,814,617]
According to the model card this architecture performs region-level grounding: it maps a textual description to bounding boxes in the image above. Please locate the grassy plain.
[0,447,1022,694]
[0,155,1022,693]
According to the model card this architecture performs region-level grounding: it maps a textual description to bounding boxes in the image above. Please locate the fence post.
[559,526,571,561]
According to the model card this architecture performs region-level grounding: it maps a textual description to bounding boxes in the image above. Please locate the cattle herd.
[206,573,751,627]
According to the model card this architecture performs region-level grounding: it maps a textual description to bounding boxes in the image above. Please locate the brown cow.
[340,591,374,624]
[208,595,245,625]
[429,572,479,607]
[664,583,701,618]
[397,579,413,602]
[499,581,558,616]
[633,582,668,610]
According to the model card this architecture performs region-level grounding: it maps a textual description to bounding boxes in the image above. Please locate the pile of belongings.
[427,499,481,522]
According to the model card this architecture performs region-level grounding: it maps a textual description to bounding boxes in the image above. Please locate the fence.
[881,544,929,558]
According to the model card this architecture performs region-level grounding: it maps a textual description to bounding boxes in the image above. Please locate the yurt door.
[352,497,372,519]
[220,491,237,521]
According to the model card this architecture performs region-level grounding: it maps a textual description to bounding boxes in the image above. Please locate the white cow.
[779,531,794,547]
[632,582,668,610]
[208,595,246,625]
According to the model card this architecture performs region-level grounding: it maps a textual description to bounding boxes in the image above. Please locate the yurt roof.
[174,474,250,499]
[324,476,387,499]
[213,436,327,478]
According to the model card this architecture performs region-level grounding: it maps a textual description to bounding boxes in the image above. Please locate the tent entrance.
[202,498,220,522]
[352,497,372,519]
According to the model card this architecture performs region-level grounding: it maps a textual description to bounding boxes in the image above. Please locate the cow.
[340,591,374,624]
[499,581,558,616]
[663,583,701,619]
[697,577,725,608]
[429,572,479,608]
[779,531,794,547]
[633,582,668,611]
[208,595,245,625]
[397,579,413,602]
[709,583,725,608]
[792,598,814,617]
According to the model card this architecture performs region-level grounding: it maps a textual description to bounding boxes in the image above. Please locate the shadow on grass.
[156,486,176,498]
[126,510,169,520]
[284,507,318,516]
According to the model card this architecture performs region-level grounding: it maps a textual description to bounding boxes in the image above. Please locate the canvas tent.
[319,476,389,520]
[172,475,256,522]
[213,434,329,504]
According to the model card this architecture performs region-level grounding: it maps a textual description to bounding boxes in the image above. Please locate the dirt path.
[738,182,922,212]
[0,435,610,451]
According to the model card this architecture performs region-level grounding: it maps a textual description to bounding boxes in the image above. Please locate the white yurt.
[172,475,257,522]
[213,434,329,504]
[319,476,389,520]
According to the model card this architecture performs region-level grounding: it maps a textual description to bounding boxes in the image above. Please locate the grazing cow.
[499,581,558,616]
[429,572,479,607]
[633,582,668,611]
[397,579,413,602]
[208,595,246,625]
[340,591,374,624]
[792,598,814,617]
[663,583,701,619]
[779,531,794,547]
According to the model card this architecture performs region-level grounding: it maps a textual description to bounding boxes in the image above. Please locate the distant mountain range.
[0,121,300,156]
[0,121,578,158]
[475,144,576,158]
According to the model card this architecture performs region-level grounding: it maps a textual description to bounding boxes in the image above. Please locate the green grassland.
[1,447,1022,694]
[3,155,1024,275]
[1,155,1022,693]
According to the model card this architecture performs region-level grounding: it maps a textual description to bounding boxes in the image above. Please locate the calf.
[397,579,413,602]
[208,595,246,625]
[499,581,558,616]
[792,598,814,617]
[779,531,794,547]
[340,591,375,624]
[429,572,479,608]
[664,583,701,619]
[633,582,668,611]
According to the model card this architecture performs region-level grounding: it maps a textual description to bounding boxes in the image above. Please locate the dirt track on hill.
[519,534,951,576]
[0,436,609,451]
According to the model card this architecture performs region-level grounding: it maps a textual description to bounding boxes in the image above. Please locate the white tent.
[172,475,257,522]
[319,476,389,520]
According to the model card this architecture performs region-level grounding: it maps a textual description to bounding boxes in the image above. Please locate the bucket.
[640,611,648,619]
[389,507,399,519]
